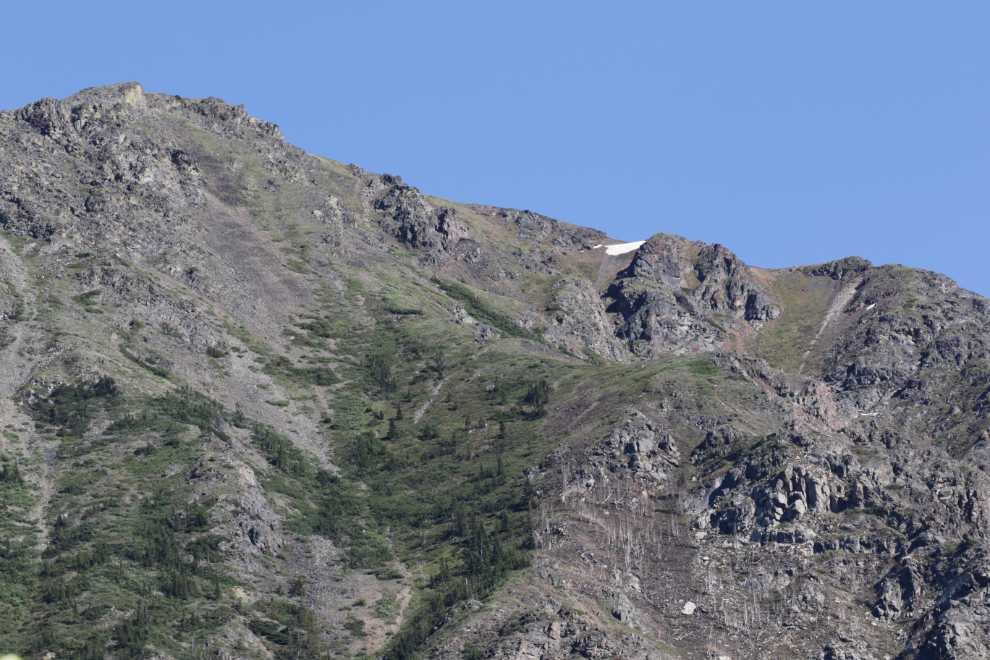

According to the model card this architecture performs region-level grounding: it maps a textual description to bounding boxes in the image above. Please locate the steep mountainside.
[1,82,989,660]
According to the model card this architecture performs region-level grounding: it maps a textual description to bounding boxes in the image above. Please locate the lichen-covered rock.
[542,277,629,362]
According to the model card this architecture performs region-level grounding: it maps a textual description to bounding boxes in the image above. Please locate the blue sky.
[3,1,988,295]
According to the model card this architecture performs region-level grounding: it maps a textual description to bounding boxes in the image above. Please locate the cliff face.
[1,83,989,660]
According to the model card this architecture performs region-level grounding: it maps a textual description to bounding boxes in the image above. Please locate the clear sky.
[3,1,988,295]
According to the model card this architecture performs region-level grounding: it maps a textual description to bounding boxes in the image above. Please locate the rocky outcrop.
[899,549,990,659]
[447,301,500,342]
[605,234,780,356]
[499,209,557,243]
[316,194,356,251]
[809,264,990,455]
[609,282,726,356]
[186,441,284,562]
[582,410,680,486]
[427,601,668,660]
[873,560,925,619]
[810,256,872,281]
[372,180,468,262]
[543,277,629,362]
[552,227,607,249]
[691,243,780,323]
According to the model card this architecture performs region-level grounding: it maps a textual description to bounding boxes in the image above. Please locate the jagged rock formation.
[605,234,780,357]
[372,176,468,263]
[0,83,988,660]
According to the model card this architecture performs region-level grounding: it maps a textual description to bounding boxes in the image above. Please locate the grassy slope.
[748,269,837,374]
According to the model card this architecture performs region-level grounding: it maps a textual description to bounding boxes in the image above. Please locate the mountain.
[1,82,989,660]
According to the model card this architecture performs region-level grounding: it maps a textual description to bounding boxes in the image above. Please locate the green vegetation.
[286,259,311,274]
[687,359,719,377]
[121,347,171,379]
[431,278,537,340]
[263,355,338,387]
[29,376,121,440]
[374,594,400,621]
[3,278,26,321]
[283,304,734,660]
[751,271,835,373]
[73,289,104,314]
[7,380,357,660]
[4,88,973,660]
[0,451,37,641]
[247,599,322,652]
[4,99,718,660]
[222,320,271,355]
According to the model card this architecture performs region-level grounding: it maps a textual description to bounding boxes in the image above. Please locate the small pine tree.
[0,461,21,483]
[524,378,550,414]
[439,555,450,583]
[395,402,403,420]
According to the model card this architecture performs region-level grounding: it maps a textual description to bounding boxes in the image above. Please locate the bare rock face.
[500,208,557,243]
[610,281,726,356]
[558,410,682,500]
[817,266,990,450]
[810,255,873,280]
[542,277,629,362]
[316,194,357,252]
[625,233,690,288]
[373,179,467,262]
[605,234,780,356]
[691,242,780,323]
[591,410,680,484]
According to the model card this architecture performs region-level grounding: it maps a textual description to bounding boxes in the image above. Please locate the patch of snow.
[591,244,603,249]
[605,241,646,256]
[681,601,696,615]
[866,303,876,310]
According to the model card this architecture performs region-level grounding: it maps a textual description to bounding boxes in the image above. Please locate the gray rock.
[612,592,635,621]
[542,277,629,362]
[375,183,468,261]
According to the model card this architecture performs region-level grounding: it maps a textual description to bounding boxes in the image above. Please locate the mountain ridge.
[1,82,989,660]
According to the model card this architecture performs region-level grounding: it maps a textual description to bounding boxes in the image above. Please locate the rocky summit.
[0,82,988,660]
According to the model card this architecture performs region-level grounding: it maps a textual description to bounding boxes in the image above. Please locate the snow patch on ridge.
[605,241,646,256]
